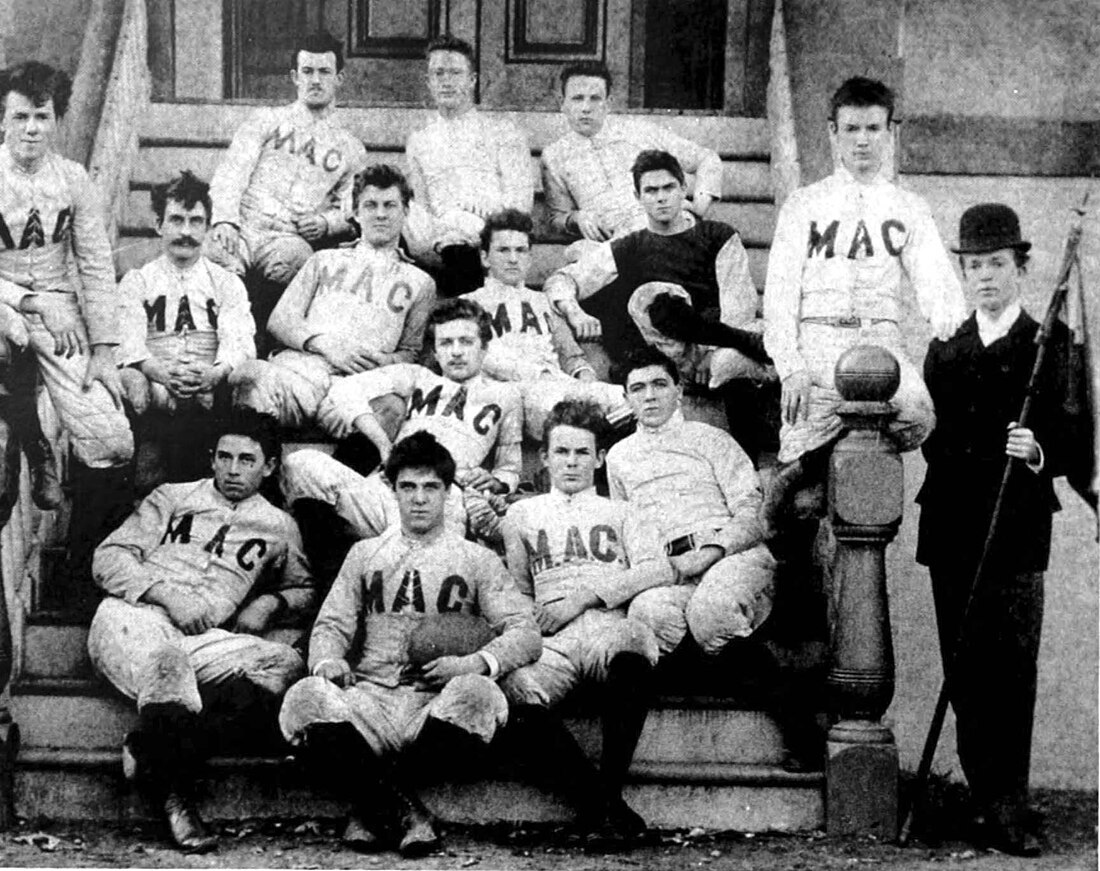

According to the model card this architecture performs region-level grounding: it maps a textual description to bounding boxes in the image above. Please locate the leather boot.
[600,652,653,791]
[391,785,440,857]
[499,704,647,843]
[297,722,405,852]
[24,432,62,510]
[135,702,217,853]
[65,463,134,610]
[164,790,218,854]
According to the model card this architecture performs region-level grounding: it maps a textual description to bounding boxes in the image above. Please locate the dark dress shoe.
[580,797,652,851]
[164,792,217,854]
[342,813,387,853]
[981,821,1041,857]
[397,810,440,858]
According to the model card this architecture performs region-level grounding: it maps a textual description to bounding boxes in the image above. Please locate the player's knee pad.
[499,666,552,708]
[237,642,306,695]
[279,448,334,506]
[433,673,509,744]
[627,587,690,654]
[138,644,202,713]
[119,367,151,416]
[370,393,407,440]
[72,418,135,469]
[606,620,660,666]
[263,239,312,284]
[278,675,350,744]
[686,572,774,655]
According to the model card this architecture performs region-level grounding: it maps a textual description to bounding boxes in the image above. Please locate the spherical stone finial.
[835,345,901,401]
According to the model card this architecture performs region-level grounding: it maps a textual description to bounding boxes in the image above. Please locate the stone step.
[11,677,794,766]
[21,620,93,680]
[16,748,823,831]
[11,680,135,751]
[139,103,772,158]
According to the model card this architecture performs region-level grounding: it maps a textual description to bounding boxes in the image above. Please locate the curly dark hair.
[479,208,533,252]
[353,164,413,209]
[829,76,895,125]
[426,298,494,350]
[542,398,609,451]
[0,61,72,118]
[384,431,456,489]
[631,150,685,193]
[150,170,211,224]
[209,409,282,465]
[619,346,680,387]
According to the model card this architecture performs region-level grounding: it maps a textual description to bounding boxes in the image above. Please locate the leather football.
[406,613,497,666]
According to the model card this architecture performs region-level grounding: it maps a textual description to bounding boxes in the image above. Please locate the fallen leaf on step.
[12,833,60,852]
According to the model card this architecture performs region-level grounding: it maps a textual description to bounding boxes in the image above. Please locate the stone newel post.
[825,345,903,838]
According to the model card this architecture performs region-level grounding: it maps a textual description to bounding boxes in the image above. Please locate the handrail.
[766,0,801,209]
[87,0,152,249]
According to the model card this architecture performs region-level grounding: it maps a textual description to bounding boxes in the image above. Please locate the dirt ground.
[0,788,1094,871]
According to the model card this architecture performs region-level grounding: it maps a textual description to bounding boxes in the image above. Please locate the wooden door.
[224,0,769,115]
[477,0,771,115]
[477,0,632,111]
[226,0,476,105]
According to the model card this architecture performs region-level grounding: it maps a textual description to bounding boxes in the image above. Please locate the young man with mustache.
[117,171,256,488]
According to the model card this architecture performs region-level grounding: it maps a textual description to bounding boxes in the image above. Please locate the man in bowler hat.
[916,203,1074,857]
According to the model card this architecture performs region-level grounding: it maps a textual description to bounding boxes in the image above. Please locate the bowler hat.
[952,203,1031,255]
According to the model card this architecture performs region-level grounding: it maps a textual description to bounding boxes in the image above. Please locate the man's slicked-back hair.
[542,398,609,451]
[426,34,475,69]
[210,408,282,465]
[385,431,457,489]
[353,163,413,208]
[479,208,534,252]
[0,61,72,118]
[426,297,494,349]
[621,346,680,387]
[560,60,612,96]
[631,149,685,193]
[151,170,211,224]
[291,32,345,72]
[829,76,895,125]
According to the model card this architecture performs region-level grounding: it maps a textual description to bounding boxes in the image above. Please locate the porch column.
[825,345,902,838]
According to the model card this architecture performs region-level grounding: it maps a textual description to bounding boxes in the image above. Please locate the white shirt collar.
[975,302,1023,347]
[639,408,686,436]
[834,164,890,189]
[480,276,529,295]
[549,485,598,503]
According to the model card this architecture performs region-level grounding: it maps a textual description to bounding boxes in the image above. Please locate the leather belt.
[801,316,896,329]
[666,533,711,557]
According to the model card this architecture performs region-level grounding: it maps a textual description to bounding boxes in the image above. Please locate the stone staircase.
[13,612,823,829]
[9,100,825,832]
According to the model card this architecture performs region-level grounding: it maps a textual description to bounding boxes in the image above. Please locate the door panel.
[225,0,318,100]
[227,0,473,105]
[478,0,632,111]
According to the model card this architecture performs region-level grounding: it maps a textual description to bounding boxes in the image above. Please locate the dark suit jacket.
[916,310,1070,572]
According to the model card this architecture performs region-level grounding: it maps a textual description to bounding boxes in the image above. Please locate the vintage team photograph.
[0,0,1094,868]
